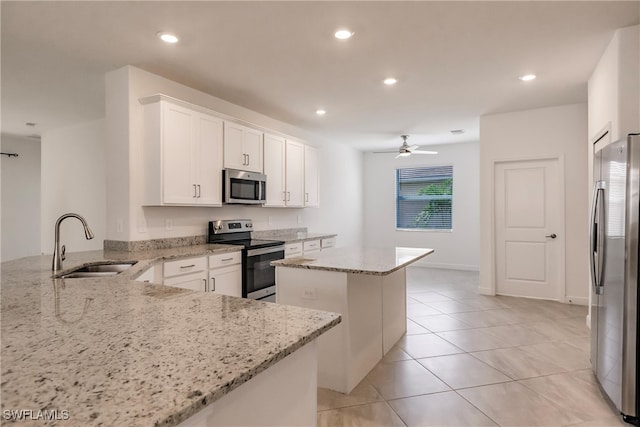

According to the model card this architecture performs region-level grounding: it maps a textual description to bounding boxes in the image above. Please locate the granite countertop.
[253,230,337,244]
[0,246,340,427]
[272,246,434,276]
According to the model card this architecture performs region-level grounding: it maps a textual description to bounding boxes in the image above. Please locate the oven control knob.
[246,223,252,228]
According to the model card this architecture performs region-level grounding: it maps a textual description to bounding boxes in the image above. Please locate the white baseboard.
[563,296,588,306]
[410,261,479,271]
[478,286,493,295]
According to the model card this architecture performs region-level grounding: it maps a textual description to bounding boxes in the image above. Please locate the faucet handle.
[61,245,66,261]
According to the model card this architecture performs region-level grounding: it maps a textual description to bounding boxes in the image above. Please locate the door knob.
[545,233,557,239]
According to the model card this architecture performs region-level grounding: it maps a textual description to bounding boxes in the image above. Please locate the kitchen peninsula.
[273,246,434,394]
[0,247,340,427]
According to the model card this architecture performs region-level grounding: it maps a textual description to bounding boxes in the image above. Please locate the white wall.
[363,142,480,270]
[41,119,106,255]
[479,103,589,304]
[106,66,363,247]
[1,135,41,261]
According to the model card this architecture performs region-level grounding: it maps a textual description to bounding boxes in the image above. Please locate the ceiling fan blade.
[411,150,438,155]
[395,153,405,159]
[408,145,419,151]
[372,150,397,154]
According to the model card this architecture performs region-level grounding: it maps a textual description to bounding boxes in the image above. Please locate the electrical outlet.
[165,219,173,230]
[302,287,317,300]
[116,219,123,233]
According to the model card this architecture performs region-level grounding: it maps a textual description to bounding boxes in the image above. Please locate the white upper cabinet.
[224,121,263,173]
[304,145,319,207]
[285,140,305,207]
[141,96,223,206]
[263,134,305,207]
[263,133,286,207]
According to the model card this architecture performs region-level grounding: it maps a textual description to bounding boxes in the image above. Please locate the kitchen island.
[0,247,340,427]
[273,246,434,394]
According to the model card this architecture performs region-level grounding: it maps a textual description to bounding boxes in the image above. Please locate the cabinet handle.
[211,277,216,292]
[287,191,291,201]
[180,264,196,269]
[203,278,207,292]
[305,193,309,203]
[243,154,248,165]
[193,184,197,198]
[247,154,250,165]
[283,191,286,201]
[221,257,233,262]
[197,184,201,198]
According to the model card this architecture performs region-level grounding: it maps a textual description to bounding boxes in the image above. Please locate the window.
[396,165,453,230]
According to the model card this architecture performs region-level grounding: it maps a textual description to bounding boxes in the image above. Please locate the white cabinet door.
[164,271,208,292]
[286,140,305,207]
[210,265,242,297]
[196,114,224,205]
[223,122,264,173]
[303,240,321,255]
[304,145,319,207]
[263,133,286,207]
[223,121,246,171]
[163,103,197,204]
[244,127,264,173]
[321,237,336,250]
[142,97,223,207]
[285,242,303,258]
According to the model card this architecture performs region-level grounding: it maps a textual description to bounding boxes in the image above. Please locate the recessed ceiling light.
[316,109,326,116]
[158,32,179,43]
[383,78,397,85]
[334,29,354,40]
[519,74,536,81]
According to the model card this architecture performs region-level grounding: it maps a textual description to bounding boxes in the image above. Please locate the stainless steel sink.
[55,262,136,279]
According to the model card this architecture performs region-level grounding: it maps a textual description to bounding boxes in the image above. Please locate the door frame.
[489,155,566,301]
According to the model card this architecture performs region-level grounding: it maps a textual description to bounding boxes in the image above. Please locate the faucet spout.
[52,213,95,272]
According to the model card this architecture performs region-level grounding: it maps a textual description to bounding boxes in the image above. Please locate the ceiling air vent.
[450,129,465,135]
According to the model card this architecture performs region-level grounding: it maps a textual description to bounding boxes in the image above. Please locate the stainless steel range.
[208,219,284,302]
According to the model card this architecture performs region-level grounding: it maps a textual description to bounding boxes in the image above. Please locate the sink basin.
[55,262,137,279]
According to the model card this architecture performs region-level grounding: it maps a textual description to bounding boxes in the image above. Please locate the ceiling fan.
[374,135,438,158]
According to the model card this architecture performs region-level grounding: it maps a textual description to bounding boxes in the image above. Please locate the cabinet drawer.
[209,251,242,269]
[164,256,207,278]
[285,243,303,258]
[321,237,336,249]
[303,240,321,252]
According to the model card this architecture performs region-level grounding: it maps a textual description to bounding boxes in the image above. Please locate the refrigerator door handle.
[590,181,605,294]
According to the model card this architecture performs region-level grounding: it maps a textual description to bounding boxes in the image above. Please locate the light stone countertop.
[0,246,340,427]
[272,246,434,276]
[253,230,337,244]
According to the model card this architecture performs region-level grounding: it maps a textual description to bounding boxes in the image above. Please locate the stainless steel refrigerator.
[591,132,640,425]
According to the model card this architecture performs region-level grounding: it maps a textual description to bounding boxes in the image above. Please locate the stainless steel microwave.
[223,169,267,204]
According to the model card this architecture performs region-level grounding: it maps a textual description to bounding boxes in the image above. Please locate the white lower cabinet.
[163,256,208,291]
[208,252,242,297]
[321,237,336,250]
[303,240,321,255]
[285,242,303,258]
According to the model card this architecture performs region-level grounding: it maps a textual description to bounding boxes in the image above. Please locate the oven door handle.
[247,246,285,257]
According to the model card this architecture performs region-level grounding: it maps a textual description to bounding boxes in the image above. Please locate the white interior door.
[494,158,563,300]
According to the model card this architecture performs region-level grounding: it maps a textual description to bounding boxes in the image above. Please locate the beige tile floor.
[317,267,627,427]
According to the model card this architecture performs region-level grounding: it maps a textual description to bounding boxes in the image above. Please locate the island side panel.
[276,267,384,394]
[276,267,349,392]
[177,340,318,427]
[381,268,407,354]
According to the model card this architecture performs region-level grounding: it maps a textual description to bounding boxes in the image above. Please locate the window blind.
[396,165,453,230]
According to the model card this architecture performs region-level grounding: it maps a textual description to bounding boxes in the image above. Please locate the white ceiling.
[2,1,639,152]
